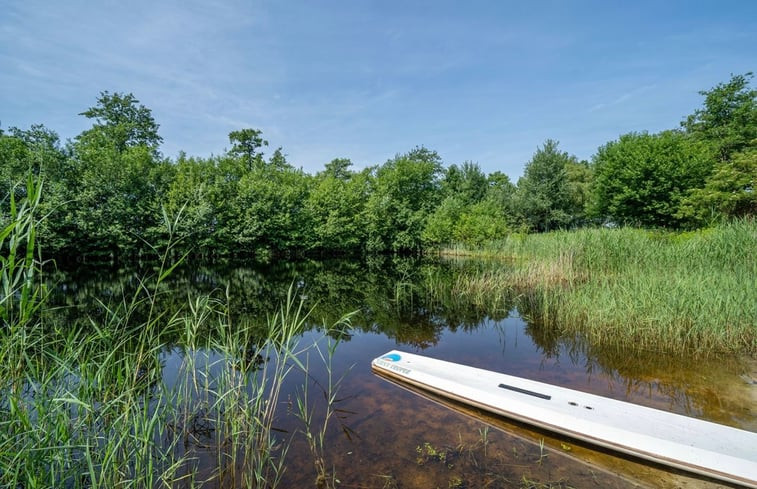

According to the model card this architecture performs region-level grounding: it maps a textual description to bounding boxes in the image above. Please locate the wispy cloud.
[589,84,658,113]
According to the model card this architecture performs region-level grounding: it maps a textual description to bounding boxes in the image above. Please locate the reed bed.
[437,221,757,354]
[0,180,349,488]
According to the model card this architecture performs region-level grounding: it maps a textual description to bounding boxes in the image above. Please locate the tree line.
[1,74,755,260]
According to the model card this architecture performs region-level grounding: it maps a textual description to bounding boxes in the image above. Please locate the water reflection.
[43,256,756,487]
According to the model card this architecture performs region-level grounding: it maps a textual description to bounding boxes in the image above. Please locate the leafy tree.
[70,145,167,256]
[677,148,757,224]
[564,160,593,226]
[485,171,516,213]
[682,73,757,162]
[591,131,714,228]
[267,147,288,170]
[77,91,162,156]
[211,145,311,255]
[514,140,580,231]
[454,199,509,246]
[0,125,74,254]
[320,158,353,180]
[228,128,268,170]
[441,161,488,204]
[1,125,67,178]
[424,166,514,247]
[422,196,464,245]
[65,93,168,257]
[308,163,371,252]
[162,153,217,252]
[365,147,443,253]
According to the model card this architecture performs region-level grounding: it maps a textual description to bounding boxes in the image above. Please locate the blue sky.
[1,0,755,179]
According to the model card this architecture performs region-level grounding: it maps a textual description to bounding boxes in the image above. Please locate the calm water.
[48,257,757,488]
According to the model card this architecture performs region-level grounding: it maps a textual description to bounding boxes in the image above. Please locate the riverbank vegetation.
[1,74,755,350]
[1,74,755,259]
[437,221,756,354]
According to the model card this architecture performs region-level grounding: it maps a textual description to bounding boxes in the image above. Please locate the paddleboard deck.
[371,350,757,488]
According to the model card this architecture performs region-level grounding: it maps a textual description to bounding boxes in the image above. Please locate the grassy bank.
[438,221,757,354]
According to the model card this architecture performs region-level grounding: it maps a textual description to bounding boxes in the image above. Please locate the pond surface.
[49,256,757,488]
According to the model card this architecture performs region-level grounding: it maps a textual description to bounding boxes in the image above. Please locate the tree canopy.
[591,131,713,227]
[77,91,162,155]
[515,140,586,231]
[682,72,757,162]
[2,75,755,259]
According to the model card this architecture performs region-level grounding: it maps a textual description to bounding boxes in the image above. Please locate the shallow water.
[48,257,757,488]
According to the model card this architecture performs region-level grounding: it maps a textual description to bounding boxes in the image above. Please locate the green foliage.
[206,151,312,255]
[3,74,754,259]
[77,91,162,155]
[0,125,67,209]
[68,143,168,256]
[308,162,370,252]
[235,163,312,253]
[514,140,583,231]
[564,159,593,226]
[677,148,757,224]
[682,72,757,162]
[676,73,757,224]
[228,128,268,169]
[162,153,216,251]
[591,131,714,227]
[423,196,464,245]
[60,92,170,257]
[453,199,510,246]
[486,171,517,213]
[320,157,353,180]
[0,126,73,255]
[423,162,512,247]
[441,161,488,204]
[0,176,44,329]
[365,147,443,253]
[423,194,510,247]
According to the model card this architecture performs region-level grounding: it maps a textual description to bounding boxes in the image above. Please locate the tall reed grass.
[437,221,757,354]
[0,178,352,488]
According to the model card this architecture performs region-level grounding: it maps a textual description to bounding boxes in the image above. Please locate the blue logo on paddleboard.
[381,353,401,362]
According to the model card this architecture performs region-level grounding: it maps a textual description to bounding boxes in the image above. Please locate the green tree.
[77,91,162,156]
[453,199,509,246]
[677,148,757,224]
[67,93,167,257]
[424,166,515,247]
[0,125,75,254]
[422,196,464,245]
[0,125,67,179]
[682,73,757,162]
[211,146,312,255]
[591,131,714,227]
[162,152,217,252]
[228,128,268,170]
[308,162,371,252]
[514,140,580,231]
[564,160,593,226]
[441,161,488,204]
[321,158,354,180]
[365,147,443,253]
[485,171,516,214]
[71,145,167,256]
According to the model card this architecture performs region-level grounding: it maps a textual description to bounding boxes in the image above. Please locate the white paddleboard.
[371,350,757,488]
